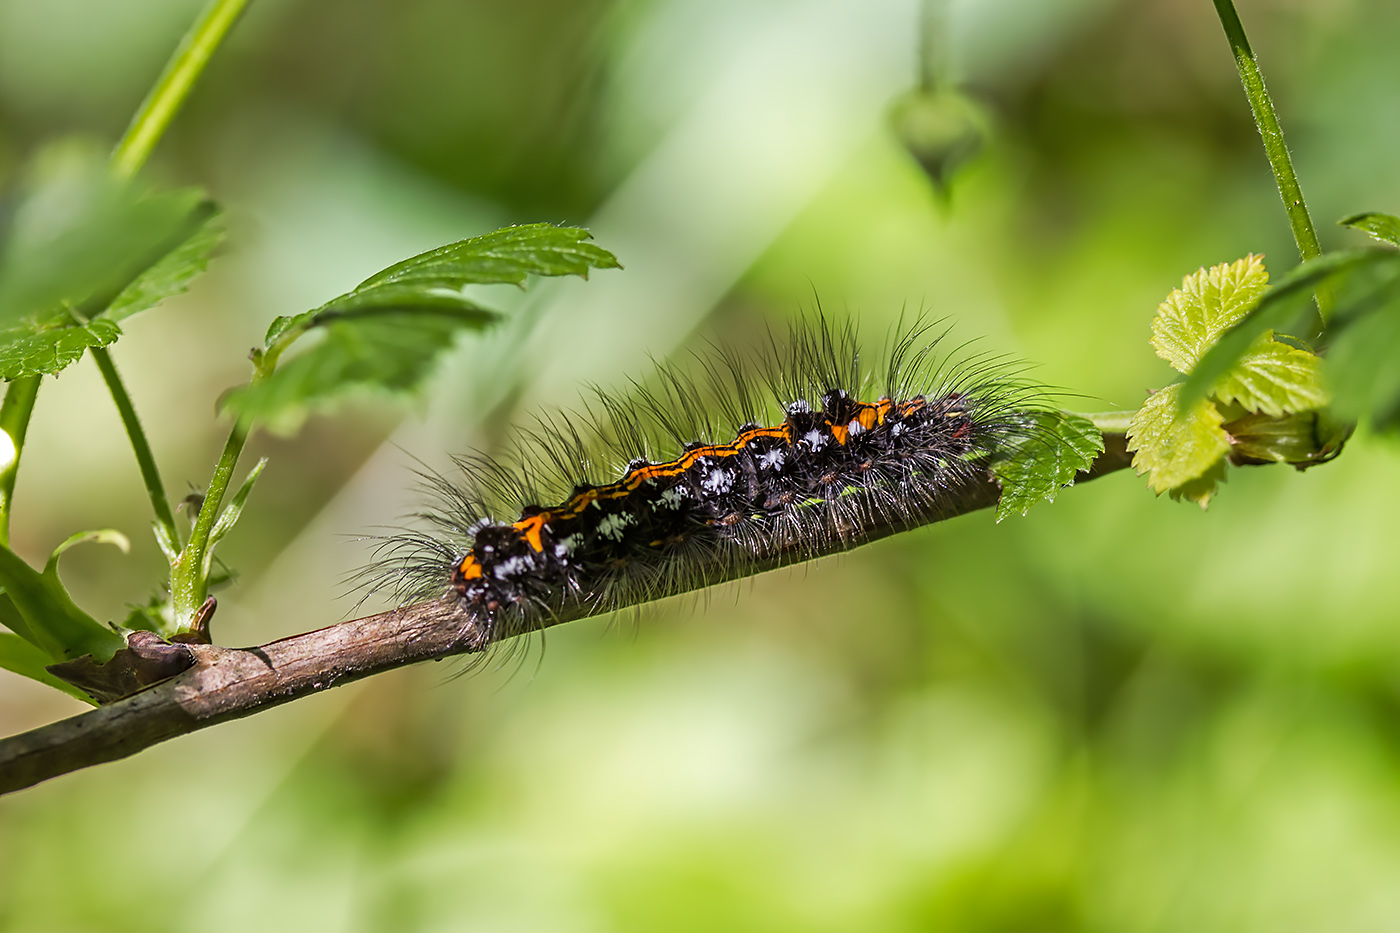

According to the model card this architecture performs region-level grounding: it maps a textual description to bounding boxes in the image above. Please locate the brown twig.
[0,436,1133,795]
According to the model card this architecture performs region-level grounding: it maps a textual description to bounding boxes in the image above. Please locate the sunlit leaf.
[230,224,619,433]
[1126,385,1230,494]
[263,223,620,348]
[991,411,1103,522]
[1211,332,1329,417]
[1151,255,1268,374]
[1183,250,1400,408]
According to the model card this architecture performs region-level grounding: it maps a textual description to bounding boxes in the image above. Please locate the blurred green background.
[3,0,1400,930]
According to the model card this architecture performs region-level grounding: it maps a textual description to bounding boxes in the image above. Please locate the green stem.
[91,348,180,550]
[172,422,246,622]
[1084,410,1137,434]
[110,0,252,179]
[0,378,40,548]
[1211,0,1332,315]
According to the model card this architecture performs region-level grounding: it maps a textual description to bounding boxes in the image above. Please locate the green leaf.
[0,143,208,325]
[0,147,221,378]
[264,223,621,350]
[1339,212,1400,248]
[45,529,131,571]
[0,541,124,662]
[990,411,1103,522]
[224,308,497,433]
[0,631,96,703]
[1324,284,1400,430]
[202,458,265,581]
[0,316,122,380]
[1210,331,1329,417]
[104,204,224,323]
[228,224,619,433]
[1168,458,1227,509]
[1182,250,1400,409]
[1151,255,1269,374]
[1126,385,1231,494]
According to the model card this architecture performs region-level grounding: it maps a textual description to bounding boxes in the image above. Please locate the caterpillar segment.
[450,389,981,616]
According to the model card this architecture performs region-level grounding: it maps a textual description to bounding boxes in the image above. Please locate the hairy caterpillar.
[367,317,1036,651]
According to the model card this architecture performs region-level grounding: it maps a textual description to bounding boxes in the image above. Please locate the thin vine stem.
[110,0,252,180]
[0,378,41,548]
[1211,0,1332,317]
[171,423,247,624]
[91,348,180,550]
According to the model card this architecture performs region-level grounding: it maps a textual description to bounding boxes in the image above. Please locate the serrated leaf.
[1339,212,1400,248]
[0,316,122,380]
[231,225,618,433]
[104,204,224,323]
[1152,255,1269,373]
[1126,385,1231,494]
[990,411,1103,522]
[352,223,619,292]
[1211,331,1329,416]
[0,631,96,703]
[265,223,621,350]
[226,308,496,433]
[1183,250,1400,409]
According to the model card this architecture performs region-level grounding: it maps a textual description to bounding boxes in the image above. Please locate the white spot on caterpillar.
[597,512,633,540]
[847,419,866,436]
[802,429,828,452]
[554,535,581,558]
[786,399,811,415]
[891,422,905,437]
[758,448,785,470]
[654,486,687,510]
[493,556,532,579]
[701,467,734,494]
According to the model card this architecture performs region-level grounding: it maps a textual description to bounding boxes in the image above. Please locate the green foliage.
[0,632,93,702]
[1151,253,1269,371]
[1128,385,1231,496]
[1182,250,1398,405]
[0,148,221,380]
[1210,332,1329,416]
[0,532,128,676]
[1340,211,1400,248]
[1129,257,1333,506]
[224,224,620,433]
[990,411,1102,522]
[104,207,225,323]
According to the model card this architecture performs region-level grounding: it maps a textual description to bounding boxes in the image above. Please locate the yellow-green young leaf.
[1126,385,1231,493]
[1152,255,1269,373]
[1212,331,1329,416]
[1169,459,1227,509]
